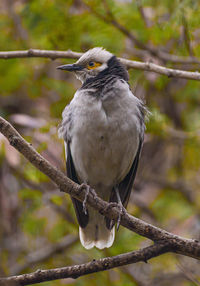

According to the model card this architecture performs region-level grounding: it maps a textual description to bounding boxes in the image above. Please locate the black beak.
[56,64,83,72]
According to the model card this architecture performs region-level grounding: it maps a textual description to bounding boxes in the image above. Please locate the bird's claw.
[116,204,126,231]
[105,202,119,213]
[105,202,126,230]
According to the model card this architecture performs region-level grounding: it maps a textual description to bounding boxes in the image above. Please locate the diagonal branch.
[0,49,200,81]
[83,0,148,51]
[0,116,200,260]
[0,243,169,285]
[82,1,200,65]
[136,0,152,28]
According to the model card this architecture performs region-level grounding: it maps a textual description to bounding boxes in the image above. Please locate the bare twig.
[0,243,170,285]
[136,0,152,28]
[0,49,200,81]
[5,0,29,42]
[0,49,82,60]
[181,12,194,57]
[82,1,200,65]
[177,262,200,286]
[83,1,147,51]
[119,57,200,80]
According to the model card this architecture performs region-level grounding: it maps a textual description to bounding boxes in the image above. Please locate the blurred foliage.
[0,0,200,285]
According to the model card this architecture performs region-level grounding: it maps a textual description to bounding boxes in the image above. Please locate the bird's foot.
[79,183,94,215]
[105,202,119,212]
[116,202,126,231]
[105,202,126,230]
[113,186,126,230]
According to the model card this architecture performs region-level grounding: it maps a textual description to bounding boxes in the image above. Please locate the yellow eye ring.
[87,61,101,70]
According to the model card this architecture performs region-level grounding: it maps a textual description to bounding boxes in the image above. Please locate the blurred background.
[0,0,200,285]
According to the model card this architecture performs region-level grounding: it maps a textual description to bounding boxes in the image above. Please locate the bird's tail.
[79,206,115,249]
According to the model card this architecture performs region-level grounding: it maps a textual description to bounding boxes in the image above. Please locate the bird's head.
[57,47,128,83]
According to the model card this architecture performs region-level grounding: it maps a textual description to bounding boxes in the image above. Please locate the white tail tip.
[79,225,115,249]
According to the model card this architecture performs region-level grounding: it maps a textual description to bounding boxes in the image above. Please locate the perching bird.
[57,47,145,249]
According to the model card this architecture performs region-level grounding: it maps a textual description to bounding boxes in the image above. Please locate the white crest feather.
[77,47,113,64]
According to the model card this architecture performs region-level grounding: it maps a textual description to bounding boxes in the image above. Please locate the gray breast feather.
[59,78,145,187]
[59,79,145,141]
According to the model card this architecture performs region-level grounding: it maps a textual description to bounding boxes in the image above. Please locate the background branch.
[0,49,200,81]
[82,0,200,65]
[0,243,170,285]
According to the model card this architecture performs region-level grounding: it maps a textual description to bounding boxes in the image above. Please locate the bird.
[57,47,146,249]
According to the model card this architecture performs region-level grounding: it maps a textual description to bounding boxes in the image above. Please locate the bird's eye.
[88,61,95,67]
[87,61,101,70]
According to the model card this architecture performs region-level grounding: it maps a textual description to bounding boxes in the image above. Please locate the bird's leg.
[80,183,94,215]
[83,185,90,215]
[114,186,126,230]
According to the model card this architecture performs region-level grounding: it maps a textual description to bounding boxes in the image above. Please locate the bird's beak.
[56,64,83,72]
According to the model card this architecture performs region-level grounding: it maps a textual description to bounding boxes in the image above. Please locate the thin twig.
[0,243,170,285]
[0,49,82,60]
[181,12,194,57]
[136,0,152,28]
[177,262,200,286]
[0,49,200,81]
[82,1,200,65]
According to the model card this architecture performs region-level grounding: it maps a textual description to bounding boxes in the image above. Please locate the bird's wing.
[106,139,143,229]
[118,139,143,208]
[59,101,89,229]
[65,141,89,228]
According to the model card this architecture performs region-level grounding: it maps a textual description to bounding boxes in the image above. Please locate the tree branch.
[0,49,200,81]
[136,0,152,28]
[0,243,170,285]
[82,1,200,65]
[118,57,200,81]
[0,116,200,284]
[181,11,194,57]
[0,116,200,253]
[0,49,82,60]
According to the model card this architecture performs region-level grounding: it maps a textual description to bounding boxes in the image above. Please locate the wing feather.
[66,142,89,228]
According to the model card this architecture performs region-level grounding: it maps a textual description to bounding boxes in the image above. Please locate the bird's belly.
[70,110,139,187]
